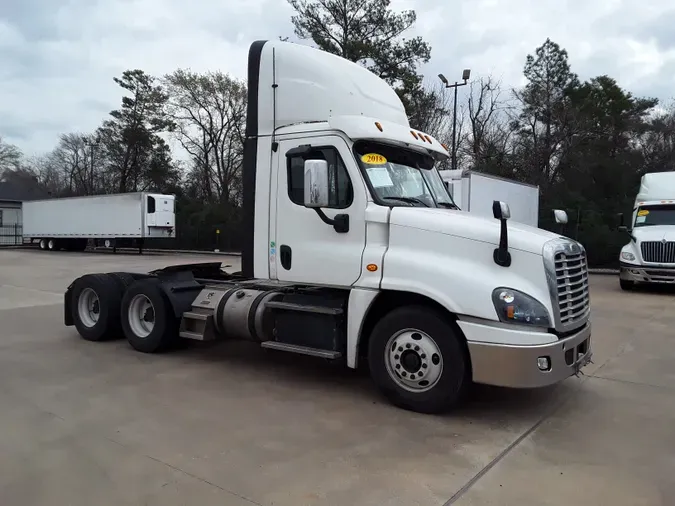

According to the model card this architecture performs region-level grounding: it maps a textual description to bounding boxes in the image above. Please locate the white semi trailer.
[618,172,675,289]
[439,169,540,227]
[63,40,592,414]
[23,192,176,253]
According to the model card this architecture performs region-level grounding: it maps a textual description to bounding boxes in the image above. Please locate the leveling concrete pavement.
[0,249,673,506]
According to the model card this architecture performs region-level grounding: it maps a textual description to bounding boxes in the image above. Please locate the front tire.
[368,305,469,414]
[121,278,178,353]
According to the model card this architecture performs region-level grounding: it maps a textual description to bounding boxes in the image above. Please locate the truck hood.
[389,207,562,255]
[633,225,675,242]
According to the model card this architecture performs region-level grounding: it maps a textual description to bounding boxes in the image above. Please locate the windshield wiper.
[437,201,460,210]
[382,196,429,207]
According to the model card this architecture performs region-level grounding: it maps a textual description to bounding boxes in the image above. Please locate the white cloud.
[2,0,675,155]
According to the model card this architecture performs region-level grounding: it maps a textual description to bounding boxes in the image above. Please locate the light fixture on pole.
[439,69,471,170]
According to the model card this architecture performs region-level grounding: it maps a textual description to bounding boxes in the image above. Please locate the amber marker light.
[366,264,378,272]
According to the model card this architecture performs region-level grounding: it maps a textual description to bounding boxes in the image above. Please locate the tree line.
[1,0,674,265]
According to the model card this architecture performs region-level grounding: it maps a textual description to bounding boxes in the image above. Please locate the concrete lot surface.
[0,249,673,506]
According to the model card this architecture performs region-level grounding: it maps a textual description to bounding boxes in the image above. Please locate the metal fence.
[0,224,22,246]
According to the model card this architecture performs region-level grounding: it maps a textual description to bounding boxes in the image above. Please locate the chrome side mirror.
[553,209,568,225]
[303,159,329,208]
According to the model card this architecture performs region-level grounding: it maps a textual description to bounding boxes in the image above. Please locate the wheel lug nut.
[422,363,427,369]
[394,354,399,360]
[411,374,416,380]
[402,372,407,377]
[421,354,426,359]
[395,364,400,369]
[398,347,403,352]
[414,345,420,351]
[406,343,411,349]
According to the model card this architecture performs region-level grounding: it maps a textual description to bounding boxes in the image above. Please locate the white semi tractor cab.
[64,40,592,414]
[619,172,675,289]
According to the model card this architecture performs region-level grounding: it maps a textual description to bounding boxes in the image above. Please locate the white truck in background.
[619,172,675,289]
[23,192,176,253]
[439,169,540,227]
[63,40,592,414]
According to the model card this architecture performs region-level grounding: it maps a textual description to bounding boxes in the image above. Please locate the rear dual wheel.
[120,278,178,353]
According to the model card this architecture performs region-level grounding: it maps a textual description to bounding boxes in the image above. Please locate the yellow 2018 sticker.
[637,209,650,216]
[361,153,387,165]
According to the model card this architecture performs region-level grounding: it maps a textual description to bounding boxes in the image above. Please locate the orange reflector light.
[410,131,418,139]
[366,264,378,272]
[441,143,449,150]
[506,306,515,319]
[424,135,433,143]
[375,122,383,132]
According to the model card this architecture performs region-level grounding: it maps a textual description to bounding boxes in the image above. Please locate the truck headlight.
[621,251,636,261]
[491,288,551,328]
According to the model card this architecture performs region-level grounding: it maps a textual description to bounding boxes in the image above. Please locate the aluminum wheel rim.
[384,328,443,393]
[128,294,155,338]
[48,240,55,250]
[77,288,100,328]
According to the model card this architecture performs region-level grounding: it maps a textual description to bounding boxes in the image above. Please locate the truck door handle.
[280,245,292,270]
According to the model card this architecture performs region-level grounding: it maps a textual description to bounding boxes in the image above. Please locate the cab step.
[260,341,342,359]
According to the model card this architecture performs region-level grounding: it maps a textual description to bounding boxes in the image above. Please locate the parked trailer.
[23,192,175,252]
[439,169,540,227]
[63,40,592,414]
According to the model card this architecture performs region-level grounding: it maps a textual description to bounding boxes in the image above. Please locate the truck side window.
[147,196,156,214]
[287,147,353,209]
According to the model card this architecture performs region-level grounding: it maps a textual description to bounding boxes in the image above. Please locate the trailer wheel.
[70,274,126,341]
[39,239,47,250]
[47,239,59,251]
[121,278,178,353]
[367,305,469,414]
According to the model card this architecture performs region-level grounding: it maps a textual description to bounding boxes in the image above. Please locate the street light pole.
[438,69,471,171]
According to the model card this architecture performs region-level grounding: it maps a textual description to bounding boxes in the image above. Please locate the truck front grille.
[544,238,591,332]
[555,250,590,328]
[640,241,675,264]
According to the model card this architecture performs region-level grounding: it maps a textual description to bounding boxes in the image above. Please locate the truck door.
[273,136,367,286]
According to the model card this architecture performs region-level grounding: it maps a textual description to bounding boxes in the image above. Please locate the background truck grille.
[640,241,675,264]
[554,250,590,327]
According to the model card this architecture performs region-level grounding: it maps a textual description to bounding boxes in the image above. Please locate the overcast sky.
[1,0,674,156]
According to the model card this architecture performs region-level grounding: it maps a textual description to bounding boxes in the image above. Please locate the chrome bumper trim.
[467,322,592,389]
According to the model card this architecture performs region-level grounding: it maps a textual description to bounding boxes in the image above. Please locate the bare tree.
[163,70,247,204]
[0,136,22,173]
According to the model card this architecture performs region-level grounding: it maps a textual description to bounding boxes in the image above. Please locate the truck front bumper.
[620,262,675,284]
[459,320,592,389]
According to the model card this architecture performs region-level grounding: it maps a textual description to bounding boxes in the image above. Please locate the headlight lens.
[491,288,551,327]
[621,251,636,261]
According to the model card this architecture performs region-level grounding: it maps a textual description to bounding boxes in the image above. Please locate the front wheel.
[368,305,470,414]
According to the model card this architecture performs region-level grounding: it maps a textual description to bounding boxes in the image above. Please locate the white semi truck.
[619,172,675,289]
[23,192,176,253]
[64,40,592,414]
[439,169,540,227]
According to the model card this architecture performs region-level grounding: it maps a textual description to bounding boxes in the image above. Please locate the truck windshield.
[354,141,457,209]
[634,204,675,227]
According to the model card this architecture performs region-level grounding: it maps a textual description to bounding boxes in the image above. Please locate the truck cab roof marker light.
[410,131,419,140]
[375,122,383,132]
